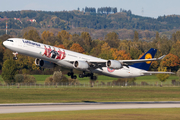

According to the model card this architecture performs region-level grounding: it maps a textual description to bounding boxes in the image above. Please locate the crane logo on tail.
[145,53,152,64]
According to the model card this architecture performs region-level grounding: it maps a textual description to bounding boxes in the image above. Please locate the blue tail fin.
[130,48,157,71]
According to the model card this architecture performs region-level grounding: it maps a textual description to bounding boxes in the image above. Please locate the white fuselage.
[3,38,146,78]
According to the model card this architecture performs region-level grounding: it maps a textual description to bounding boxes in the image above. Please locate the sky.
[0,0,180,18]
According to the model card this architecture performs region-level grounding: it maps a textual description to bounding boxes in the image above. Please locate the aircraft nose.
[3,41,6,46]
[3,41,7,47]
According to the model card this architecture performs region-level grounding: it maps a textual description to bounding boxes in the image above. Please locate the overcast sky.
[0,0,180,18]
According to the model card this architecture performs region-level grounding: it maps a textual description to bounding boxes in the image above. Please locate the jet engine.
[35,58,55,69]
[106,60,122,69]
[73,61,89,70]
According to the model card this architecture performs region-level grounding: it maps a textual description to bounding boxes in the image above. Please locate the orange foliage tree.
[161,53,180,71]
[111,48,131,60]
[55,44,66,49]
[70,43,85,53]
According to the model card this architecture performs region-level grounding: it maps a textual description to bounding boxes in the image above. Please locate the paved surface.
[0,102,180,114]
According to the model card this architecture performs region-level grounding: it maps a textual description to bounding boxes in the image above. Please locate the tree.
[170,41,180,58]
[160,53,180,71]
[130,47,142,59]
[133,31,139,42]
[70,43,85,53]
[0,42,4,70]
[1,59,17,84]
[111,48,131,60]
[14,74,24,88]
[156,67,169,86]
[23,29,42,43]
[55,44,66,49]
[98,42,113,60]
[53,71,63,88]
[57,30,72,41]
[105,32,119,48]
[41,31,54,44]
[81,32,92,53]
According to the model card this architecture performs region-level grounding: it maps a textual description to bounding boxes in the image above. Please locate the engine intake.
[73,61,89,70]
[106,60,122,69]
[35,58,55,69]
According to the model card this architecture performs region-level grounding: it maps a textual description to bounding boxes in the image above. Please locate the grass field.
[33,74,179,84]
[1,75,179,84]
[0,87,180,103]
[0,108,180,120]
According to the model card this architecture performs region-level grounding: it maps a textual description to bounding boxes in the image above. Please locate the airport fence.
[0,81,180,88]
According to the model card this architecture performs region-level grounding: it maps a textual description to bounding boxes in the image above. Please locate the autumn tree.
[98,42,113,60]
[81,32,92,53]
[70,43,85,53]
[105,32,119,48]
[118,40,131,52]
[23,29,42,43]
[55,44,66,49]
[160,53,180,71]
[90,43,103,57]
[57,30,72,41]
[111,48,131,60]
[41,31,54,40]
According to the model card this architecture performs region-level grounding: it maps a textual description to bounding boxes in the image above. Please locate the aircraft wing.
[119,55,166,66]
[84,55,166,68]
[141,71,175,75]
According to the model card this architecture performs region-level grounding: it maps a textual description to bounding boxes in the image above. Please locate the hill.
[0,10,180,39]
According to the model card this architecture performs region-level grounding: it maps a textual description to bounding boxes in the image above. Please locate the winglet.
[158,55,166,60]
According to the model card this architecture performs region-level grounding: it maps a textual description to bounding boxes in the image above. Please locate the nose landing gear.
[13,52,18,60]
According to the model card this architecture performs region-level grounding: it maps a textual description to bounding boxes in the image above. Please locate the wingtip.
[158,55,166,60]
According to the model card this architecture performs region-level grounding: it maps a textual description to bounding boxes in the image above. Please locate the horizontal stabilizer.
[141,71,175,75]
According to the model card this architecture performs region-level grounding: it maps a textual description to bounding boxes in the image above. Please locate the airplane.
[3,38,173,80]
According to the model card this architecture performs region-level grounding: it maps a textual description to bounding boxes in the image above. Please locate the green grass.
[0,87,180,103]
[0,108,180,120]
[1,74,179,85]
[32,74,179,84]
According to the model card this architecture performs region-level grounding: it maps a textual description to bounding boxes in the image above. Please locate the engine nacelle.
[73,61,89,70]
[35,58,55,69]
[106,60,122,69]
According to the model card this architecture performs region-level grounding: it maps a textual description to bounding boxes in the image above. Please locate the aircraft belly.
[98,67,141,78]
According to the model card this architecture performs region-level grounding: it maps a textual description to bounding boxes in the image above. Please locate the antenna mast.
[6,21,8,34]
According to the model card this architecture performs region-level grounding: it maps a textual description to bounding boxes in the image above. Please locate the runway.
[0,102,180,114]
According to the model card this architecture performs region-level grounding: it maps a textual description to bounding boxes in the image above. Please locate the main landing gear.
[13,52,18,60]
[67,70,97,80]
[67,70,77,79]
[79,71,97,80]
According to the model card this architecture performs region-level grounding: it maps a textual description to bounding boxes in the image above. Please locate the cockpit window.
[6,40,14,42]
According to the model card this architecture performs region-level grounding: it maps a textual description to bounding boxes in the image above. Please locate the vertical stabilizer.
[130,48,157,71]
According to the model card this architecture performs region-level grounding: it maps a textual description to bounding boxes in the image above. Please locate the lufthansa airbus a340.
[3,38,173,80]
